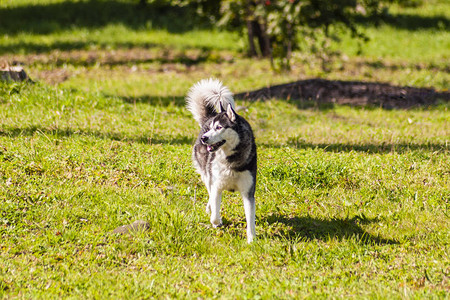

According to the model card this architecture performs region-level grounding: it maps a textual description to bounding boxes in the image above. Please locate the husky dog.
[186,78,257,243]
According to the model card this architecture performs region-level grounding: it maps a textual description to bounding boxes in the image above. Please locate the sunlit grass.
[333,25,449,64]
[0,25,241,55]
[0,0,449,298]
[1,82,449,298]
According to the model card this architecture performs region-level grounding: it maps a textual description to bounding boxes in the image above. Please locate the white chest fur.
[210,153,253,193]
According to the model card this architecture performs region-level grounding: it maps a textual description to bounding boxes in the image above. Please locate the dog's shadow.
[260,214,398,245]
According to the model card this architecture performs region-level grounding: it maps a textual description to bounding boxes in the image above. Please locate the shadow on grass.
[370,13,450,31]
[267,140,449,154]
[0,41,164,57]
[56,49,214,67]
[117,95,186,106]
[0,1,211,36]
[0,41,100,55]
[358,60,450,74]
[0,125,193,145]
[263,214,398,245]
[0,40,218,62]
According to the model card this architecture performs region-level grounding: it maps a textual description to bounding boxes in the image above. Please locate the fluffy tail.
[186,78,235,126]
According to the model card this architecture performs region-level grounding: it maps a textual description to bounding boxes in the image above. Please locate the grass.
[1,82,448,298]
[1,0,449,298]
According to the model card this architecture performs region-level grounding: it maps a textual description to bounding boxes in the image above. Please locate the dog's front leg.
[205,184,211,214]
[208,187,222,227]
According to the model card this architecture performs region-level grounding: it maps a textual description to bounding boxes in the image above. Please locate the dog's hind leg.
[208,187,223,227]
[242,195,256,243]
[237,172,256,243]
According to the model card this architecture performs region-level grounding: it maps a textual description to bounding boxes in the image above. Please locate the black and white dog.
[186,79,257,243]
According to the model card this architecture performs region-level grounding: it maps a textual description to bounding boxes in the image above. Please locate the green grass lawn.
[1,0,449,298]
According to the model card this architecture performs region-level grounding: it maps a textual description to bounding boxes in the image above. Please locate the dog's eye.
[215,125,223,130]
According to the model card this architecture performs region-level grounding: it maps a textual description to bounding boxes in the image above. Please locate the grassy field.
[1,0,449,298]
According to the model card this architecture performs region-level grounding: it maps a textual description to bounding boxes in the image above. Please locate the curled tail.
[186,78,235,127]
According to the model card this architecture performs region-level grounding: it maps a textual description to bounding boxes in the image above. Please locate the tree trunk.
[138,0,147,8]
[245,0,271,58]
[245,1,258,57]
[246,21,258,57]
[255,20,271,58]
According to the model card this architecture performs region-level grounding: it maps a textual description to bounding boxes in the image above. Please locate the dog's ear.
[219,102,225,113]
[226,104,236,122]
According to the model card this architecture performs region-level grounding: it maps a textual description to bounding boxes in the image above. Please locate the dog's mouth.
[206,140,226,152]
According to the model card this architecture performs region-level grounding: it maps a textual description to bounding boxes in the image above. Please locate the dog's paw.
[210,216,222,228]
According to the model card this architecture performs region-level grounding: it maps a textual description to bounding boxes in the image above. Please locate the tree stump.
[0,61,32,82]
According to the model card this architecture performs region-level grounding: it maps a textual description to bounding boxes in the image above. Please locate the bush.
[219,0,391,69]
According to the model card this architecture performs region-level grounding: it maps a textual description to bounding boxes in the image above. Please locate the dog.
[186,78,257,243]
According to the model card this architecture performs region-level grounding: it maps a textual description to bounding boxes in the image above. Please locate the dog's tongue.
[207,145,213,152]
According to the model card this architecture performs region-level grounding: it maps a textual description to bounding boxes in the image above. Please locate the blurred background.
[0,0,448,100]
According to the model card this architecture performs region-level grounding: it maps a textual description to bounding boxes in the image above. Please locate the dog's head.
[201,104,239,153]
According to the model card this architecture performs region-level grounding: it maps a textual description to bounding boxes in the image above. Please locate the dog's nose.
[201,136,209,143]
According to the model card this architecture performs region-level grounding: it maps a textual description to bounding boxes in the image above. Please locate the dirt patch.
[0,48,234,84]
[1,48,234,68]
[36,69,72,85]
[1,49,448,108]
[235,79,450,109]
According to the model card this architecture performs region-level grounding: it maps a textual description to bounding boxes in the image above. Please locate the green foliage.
[0,81,27,99]
[218,0,399,69]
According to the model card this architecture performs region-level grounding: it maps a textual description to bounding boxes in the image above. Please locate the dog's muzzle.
[201,136,226,152]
